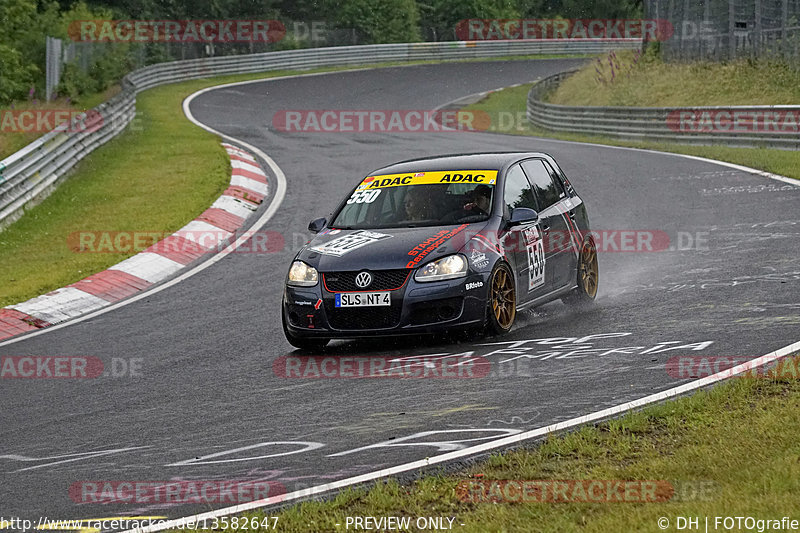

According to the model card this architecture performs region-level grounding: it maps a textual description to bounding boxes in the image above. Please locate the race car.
[282,153,598,350]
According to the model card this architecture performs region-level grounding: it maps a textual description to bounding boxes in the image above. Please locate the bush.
[0,44,37,104]
[56,62,99,100]
[333,0,422,44]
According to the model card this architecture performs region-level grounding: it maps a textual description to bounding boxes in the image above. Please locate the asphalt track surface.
[1,59,799,523]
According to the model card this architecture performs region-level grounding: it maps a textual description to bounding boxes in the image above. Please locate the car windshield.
[331,170,497,229]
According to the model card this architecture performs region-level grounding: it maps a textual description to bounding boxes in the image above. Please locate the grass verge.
[462,82,800,182]
[171,358,800,532]
[0,86,120,158]
[549,50,800,106]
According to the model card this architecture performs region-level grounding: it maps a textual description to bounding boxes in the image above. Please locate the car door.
[520,158,577,289]
[541,158,581,286]
[501,163,548,303]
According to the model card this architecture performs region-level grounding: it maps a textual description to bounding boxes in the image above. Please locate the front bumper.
[283,270,490,338]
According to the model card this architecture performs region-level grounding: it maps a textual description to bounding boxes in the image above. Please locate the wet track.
[1,59,799,522]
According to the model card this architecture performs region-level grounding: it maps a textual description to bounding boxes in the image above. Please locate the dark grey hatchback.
[282,152,598,350]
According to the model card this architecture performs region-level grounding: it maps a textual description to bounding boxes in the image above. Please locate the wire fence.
[645,0,800,62]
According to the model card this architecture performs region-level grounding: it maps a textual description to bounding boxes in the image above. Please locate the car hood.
[296,223,488,272]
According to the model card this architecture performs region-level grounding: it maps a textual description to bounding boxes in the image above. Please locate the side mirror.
[508,207,539,226]
[308,217,327,233]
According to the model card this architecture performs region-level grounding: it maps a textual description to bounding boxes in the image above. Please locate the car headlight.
[287,260,319,286]
[414,254,468,282]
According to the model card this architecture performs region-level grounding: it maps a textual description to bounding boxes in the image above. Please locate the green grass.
[463,83,800,183]
[549,50,800,106]
[171,360,800,532]
[0,86,121,158]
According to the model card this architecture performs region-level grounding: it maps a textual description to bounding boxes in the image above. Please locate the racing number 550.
[347,189,381,204]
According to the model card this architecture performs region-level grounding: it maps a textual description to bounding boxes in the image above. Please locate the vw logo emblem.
[355,271,373,288]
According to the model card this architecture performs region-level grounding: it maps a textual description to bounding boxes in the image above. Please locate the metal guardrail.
[526,69,800,150]
[0,38,640,230]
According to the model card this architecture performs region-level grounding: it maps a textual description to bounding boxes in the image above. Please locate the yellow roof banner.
[357,170,498,190]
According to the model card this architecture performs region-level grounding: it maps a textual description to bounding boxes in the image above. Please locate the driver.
[403,186,432,221]
[463,185,492,216]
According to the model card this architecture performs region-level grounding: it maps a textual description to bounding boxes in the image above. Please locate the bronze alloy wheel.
[490,264,516,330]
[578,238,599,298]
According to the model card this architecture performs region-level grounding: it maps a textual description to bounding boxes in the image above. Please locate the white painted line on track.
[123,339,800,533]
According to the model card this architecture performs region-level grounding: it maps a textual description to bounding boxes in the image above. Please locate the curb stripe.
[198,207,246,233]
[108,253,185,284]
[212,195,259,219]
[232,167,269,184]
[0,143,269,340]
[175,220,233,250]
[227,152,258,164]
[231,176,269,195]
[223,186,265,205]
[145,235,208,265]
[0,309,49,338]
[222,143,256,158]
[70,270,152,302]
[231,159,266,174]
[10,288,110,325]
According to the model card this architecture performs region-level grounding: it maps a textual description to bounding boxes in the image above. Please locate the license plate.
[335,292,391,307]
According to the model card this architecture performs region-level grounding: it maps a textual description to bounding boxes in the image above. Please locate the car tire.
[562,236,598,306]
[485,261,516,335]
[282,307,329,351]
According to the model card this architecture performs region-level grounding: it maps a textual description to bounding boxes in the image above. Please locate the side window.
[521,159,561,210]
[541,160,566,198]
[503,164,537,217]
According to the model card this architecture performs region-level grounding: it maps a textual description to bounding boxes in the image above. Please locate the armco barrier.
[526,69,800,150]
[0,38,640,230]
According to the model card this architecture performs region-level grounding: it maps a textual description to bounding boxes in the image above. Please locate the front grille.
[323,269,410,292]
[324,302,403,330]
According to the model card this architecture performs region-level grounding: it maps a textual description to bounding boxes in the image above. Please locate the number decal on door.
[523,226,546,291]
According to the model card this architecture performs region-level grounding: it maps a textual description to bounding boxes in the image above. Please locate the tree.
[0,0,39,103]
[416,0,521,40]
[332,0,422,43]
